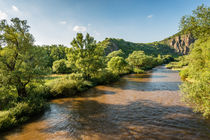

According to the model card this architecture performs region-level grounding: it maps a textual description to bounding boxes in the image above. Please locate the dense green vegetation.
[166,5,210,118]
[0,4,208,131]
[98,38,180,57]
[0,18,174,131]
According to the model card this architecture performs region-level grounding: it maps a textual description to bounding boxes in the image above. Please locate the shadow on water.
[36,99,210,139]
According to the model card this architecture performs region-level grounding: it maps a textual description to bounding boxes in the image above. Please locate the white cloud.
[12,5,19,12]
[147,14,153,18]
[59,21,67,25]
[0,11,8,20]
[73,25,87,32]
[88,24,91,26]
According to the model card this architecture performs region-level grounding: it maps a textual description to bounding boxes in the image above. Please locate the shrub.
[0,88,17,110]
[48,73,93,97]
[91,69,120,85]
[107,56,129,75]
[0,95,47,131]
[180,78,210,118]
[133,68,145,74]
[179,68,189,80]
[52,59,71,74]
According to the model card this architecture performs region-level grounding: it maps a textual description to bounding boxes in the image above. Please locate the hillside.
[98,38,179,57]
[99,32,195,57]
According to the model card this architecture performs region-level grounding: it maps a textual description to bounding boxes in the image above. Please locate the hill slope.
[98,38,179,57]
[98,33,195,57]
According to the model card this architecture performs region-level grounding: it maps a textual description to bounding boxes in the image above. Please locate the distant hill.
[98,38,179,57]
[98,33,195,57]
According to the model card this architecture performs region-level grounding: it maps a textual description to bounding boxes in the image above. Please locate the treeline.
[166,4,210,118]
[0,18,174,130]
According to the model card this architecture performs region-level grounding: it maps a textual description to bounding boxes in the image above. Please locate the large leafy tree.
[178,4,210,118]
[180,37,210,118]
[0,18,46,97]
[126,51,149,69]
[107,56,128,74]
[67,33,105,80]
[41,44,68,67]
[180,4,210,39]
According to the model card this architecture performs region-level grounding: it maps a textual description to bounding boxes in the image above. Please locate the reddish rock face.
[166,34,195,55]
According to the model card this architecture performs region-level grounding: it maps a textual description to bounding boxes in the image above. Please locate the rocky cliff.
[161,34,195,55]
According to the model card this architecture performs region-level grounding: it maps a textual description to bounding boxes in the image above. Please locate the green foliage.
[166,56,189,70]
[179,4,210,39]
[133,68,145,74]
[40,44,68,68]
[179,68,189,80]
[180,78,210,118]
[126,51,146,68]
[107,49,125,59]
[0,18,47,97]
[126,51,157,72]
[91,69,120,85]
[0,88,17,110]
[48,73,93,97]
[52,59,71,74]
[99,38,179,57]
[67,33,106,80]
[0,88,47,131]
[107,56,129,74]
[179,37,210,118]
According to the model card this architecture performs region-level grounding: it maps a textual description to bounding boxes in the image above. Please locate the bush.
[48,73,93,97]
[180,78,210,118]
[91,69,120,85]
[107,56,129,75]
[0,88,17,110]
[179,37,210,118]
[133,68,145,74]
[0,95,47,131]
[52,59,71,74]
[179,68,189,80]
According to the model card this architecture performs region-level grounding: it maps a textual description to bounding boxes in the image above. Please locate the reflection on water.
[1,66,210,140]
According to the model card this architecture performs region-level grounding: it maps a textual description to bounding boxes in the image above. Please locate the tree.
[126,51,148,69]
[107,49,125,59]
[67,33,105,80]
[52,59,71,74]
[107,56,128,74]
[41,45,68,67]
[179,4,210,39]
[180,37,210,118]
[0,18,46,97]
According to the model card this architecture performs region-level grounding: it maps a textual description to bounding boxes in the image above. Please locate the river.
[1,66,210,140]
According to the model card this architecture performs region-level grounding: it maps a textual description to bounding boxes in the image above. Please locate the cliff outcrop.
[161,34,195,55]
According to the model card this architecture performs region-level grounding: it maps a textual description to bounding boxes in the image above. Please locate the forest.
[0,4,209,132]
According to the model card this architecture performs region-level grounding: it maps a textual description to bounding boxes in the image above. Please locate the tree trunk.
[17,85,27,97]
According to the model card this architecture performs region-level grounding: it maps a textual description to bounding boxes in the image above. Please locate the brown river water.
[1,66,210,140]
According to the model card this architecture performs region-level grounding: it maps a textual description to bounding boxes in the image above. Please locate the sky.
[0,0,209,47]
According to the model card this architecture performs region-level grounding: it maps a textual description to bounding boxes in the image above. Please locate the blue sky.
[0,0,209,46]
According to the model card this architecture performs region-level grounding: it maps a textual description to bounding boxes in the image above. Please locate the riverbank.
[0,66,140,131]
[0,62,178,132]
[1,66,210,140]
